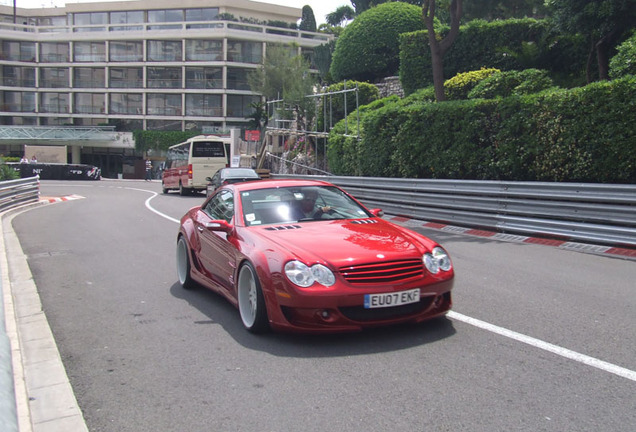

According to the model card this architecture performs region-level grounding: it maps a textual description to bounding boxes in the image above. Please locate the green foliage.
[444,68,500,100]
[330,2,424,82]
[132,130,201,153]
[0,157,19,180]
[610,30,636,79]
[314,41,336,83]
[327,76,636,183]
[299,6,317,32]
[468,69,555,99]
[399,18,588,95]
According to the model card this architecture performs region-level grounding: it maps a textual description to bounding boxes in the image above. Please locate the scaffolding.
[257,82,360,175]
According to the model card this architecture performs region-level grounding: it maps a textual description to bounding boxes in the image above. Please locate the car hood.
[250,219,436,268]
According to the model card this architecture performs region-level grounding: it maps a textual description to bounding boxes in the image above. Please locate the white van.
[162,135,231,195]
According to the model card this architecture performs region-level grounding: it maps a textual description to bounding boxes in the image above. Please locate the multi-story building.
[0,0,329,176]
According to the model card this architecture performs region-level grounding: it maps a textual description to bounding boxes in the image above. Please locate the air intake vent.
[265,225,302,231]
[350,219,379,225]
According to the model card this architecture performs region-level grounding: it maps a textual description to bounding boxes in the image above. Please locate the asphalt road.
[9,179,636,432]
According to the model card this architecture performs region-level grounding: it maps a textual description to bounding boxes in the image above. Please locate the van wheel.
[179,182,187,196]
[162,182,169,194]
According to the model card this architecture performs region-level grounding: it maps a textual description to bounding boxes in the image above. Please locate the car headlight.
[284,260,335,287]
[423,247,452,274]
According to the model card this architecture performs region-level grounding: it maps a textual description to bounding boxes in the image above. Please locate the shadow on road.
[169,281,456,358]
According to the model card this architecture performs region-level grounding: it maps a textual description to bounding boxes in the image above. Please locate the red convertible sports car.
[176,179,454,333]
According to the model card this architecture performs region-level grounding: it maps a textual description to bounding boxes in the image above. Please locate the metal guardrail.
[273,175,636,248]
[0,177,38,432]
[0,176,40,213]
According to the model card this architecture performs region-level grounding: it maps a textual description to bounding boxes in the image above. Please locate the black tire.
[176,236,196,290]
[162,182,169,194]
[237,262,269,333]
[179,182,187,196]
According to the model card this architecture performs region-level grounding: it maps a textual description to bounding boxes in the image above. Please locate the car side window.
[204,189,234,223]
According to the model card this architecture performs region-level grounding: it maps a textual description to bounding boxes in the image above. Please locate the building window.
[185,8,219,29]
[148,9,184,30]
[74,93,105,114]
[109,41,143,62]
[109,68,143,88]
[185,67,222,89]
[1,66,35,87]
[73,12,108,32]
[226,68,252,90]
[226,94,259,117]
[109,10,144,31]
[39,68,69,88]
[227,40,262,64]
[74,67,105,88]
[185,94,222,117]
[147,40,182,62]
[1,41,36,62]
[1,91,36,112]
[39,92,69,113]
[74,42,106,62]
[185,40,222,61]
[39,42,69,62]
[147,94,182,116]
[110,93,142,114]
[147,67,182,89]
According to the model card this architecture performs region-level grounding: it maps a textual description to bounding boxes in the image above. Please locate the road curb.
[1,202,89,432]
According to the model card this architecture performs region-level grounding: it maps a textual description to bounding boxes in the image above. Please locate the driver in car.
[296,189,332,220]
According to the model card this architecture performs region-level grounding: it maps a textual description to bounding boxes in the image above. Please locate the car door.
[196,189,237,292]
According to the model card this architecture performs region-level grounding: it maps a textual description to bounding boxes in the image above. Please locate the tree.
[299,5,317,32]
[546,0,636,82]
[422,0,463,101]
[330,2,424,82]
[248,44,317,131]
[326,5,356,27]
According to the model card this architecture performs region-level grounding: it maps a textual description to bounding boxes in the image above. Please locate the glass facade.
[0,0,330,132]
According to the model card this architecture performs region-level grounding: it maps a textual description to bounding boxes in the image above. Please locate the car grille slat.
[339,259,423,284]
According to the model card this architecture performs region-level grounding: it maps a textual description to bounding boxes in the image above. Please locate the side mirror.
[370,208,384,217]
[205,177,212,182]
[205,220,233,233]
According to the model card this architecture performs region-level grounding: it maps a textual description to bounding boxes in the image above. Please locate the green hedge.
[328,76,636,183]
[399,18,588,95]
[132,130,202,153]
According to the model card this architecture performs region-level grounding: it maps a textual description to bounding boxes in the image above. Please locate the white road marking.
[448,311,636,382]
[137,186,636,383]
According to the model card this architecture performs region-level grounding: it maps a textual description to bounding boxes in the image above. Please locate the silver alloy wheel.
[238,264,258,328]
[176,237,191,288]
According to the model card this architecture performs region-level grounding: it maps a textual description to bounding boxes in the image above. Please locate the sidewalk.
[1,202,88,432]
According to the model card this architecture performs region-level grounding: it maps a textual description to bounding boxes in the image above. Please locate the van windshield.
[192,141,225,158]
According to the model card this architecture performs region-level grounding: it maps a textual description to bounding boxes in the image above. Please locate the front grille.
[339,259,424,284]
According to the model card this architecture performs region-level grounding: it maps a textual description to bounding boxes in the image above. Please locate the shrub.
[609,30,636,79]
[330,2,424,82]
[399,18,587,95]
[0,157,19,181]
[468,69,555,99]
[444,68,500,100]
[327,76,636,183]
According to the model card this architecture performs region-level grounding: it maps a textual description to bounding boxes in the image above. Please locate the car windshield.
[240,186,372,226]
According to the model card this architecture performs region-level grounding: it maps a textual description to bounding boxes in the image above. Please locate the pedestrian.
[20,155,28,163]
[145,158,152,181]
[30,155,37,163]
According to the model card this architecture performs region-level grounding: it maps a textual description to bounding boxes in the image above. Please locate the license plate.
[364,288,420,309]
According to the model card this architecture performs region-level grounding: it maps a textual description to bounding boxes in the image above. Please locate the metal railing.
[0,176,40,213]
[273,175,636,248]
